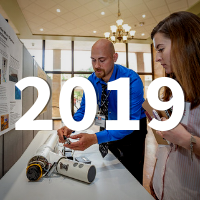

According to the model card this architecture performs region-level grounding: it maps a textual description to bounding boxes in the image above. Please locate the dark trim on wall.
[137,72,153,75]
[2,135,4,176]
[126,43,129,68]
[45,71,151,76]
[71,41,74,115]
[45,71,93,74]
[42,40,45,71]
[72,41,74,77]
[45,71,151,75]
[151,44,155,80]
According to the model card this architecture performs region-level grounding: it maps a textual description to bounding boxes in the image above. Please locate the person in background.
[150,11,200,200]
[57,39,147,185]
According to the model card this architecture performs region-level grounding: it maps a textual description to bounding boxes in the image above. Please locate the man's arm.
[61,72,145,150]
[96,73,145,144]
[64,74,145,150]
[73,93,86,121]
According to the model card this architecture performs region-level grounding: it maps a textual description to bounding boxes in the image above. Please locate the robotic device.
[26,133,96,183]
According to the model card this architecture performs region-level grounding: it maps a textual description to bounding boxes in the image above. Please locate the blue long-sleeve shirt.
[73,64,146,144]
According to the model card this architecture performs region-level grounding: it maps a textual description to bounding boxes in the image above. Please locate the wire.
[59,150,64,156]
[71,150,75,158]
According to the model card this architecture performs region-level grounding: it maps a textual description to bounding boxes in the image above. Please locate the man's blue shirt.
[73,64,146,144]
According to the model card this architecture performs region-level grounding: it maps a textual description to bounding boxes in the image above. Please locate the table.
[0,130,154,200]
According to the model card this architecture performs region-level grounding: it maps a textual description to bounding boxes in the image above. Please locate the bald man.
[57,39,147,184]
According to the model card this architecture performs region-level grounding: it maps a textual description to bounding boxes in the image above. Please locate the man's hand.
[64,133,98,151]
[57,126,73,143]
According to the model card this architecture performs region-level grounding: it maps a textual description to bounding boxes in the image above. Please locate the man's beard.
[95,69,105,78]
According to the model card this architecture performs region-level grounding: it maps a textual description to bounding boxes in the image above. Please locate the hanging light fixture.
[104,0,136,43]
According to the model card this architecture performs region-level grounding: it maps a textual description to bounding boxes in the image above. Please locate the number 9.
[147,77,184,131]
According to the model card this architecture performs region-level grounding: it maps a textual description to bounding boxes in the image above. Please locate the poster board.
[0,14,22,136]
[142,99,169,145]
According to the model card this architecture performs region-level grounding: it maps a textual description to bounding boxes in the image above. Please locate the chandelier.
[104,0,136,43]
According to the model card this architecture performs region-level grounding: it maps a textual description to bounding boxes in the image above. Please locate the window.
[114,43,126,66]
[41,39,153,118]
[45,50,53,71]
[20,39,42,67]
[143,53,152,72]
[74,41,95,72]
[139,75,152,99]
[128,43,152,72]
[45,40,71,71]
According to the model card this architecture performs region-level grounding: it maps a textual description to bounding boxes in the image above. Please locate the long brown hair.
[151,11,200,109]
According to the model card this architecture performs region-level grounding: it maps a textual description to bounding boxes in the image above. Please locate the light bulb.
[116,19,123,26]
[111,36,115,41]
[130,30,136,36]
[123,35,127,41]
[124,25,131,32]
[104,32,110,38]
[110,25,117,33]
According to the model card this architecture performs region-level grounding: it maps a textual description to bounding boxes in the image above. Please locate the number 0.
[59,77,97,131]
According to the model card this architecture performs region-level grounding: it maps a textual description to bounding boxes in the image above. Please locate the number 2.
[15,77,52,130]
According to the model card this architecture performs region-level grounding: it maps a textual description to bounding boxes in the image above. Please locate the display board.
[0,13,23,136]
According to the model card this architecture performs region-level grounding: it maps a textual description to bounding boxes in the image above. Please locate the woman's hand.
[156,118,191,149]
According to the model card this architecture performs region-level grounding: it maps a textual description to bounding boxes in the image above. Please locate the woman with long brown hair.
[150,11,200,200]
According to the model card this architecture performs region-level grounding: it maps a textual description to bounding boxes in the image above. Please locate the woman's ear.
[113,53,118,62]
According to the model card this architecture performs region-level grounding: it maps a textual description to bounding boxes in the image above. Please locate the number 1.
[106,78,140,130]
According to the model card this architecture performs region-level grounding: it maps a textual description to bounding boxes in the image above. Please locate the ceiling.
[0,0,200,42]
